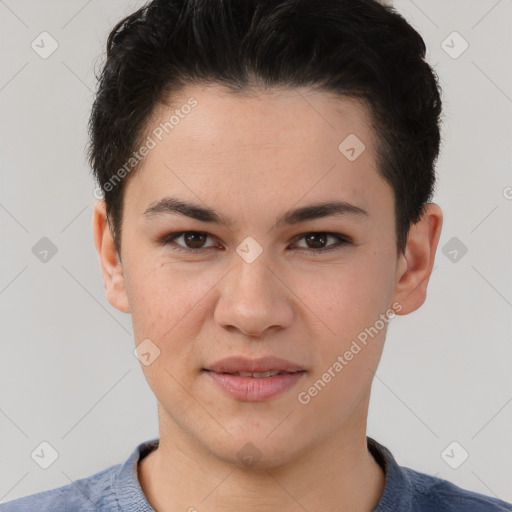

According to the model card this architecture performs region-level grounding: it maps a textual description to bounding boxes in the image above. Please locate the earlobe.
[92,200,131,313]
[392,203,443,315]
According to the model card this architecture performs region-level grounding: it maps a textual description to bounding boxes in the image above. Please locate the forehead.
[153,84,376,156]
[125,84,392,224]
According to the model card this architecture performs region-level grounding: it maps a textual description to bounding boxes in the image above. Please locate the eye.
[161,231,218,252]
[292,232,352,253]
[160,231,351,254]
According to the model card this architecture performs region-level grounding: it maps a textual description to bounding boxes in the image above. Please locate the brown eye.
[182,232,208,248]
[304,233,328,249]
[161,231,217,252]
[161,230,351,255]
[293,232,351,253]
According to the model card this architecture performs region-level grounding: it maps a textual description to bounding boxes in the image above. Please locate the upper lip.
[204,356,305,374]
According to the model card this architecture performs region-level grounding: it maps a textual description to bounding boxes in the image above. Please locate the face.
[95,84,433,468]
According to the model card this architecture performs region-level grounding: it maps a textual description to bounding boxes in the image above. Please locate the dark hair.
[88,0,442,255]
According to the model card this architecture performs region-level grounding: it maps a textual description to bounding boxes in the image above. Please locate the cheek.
[123,254,223,355]
[293,252,396,342]
[292,250,396,405]
[294,259,394,420]
[124,260,219,395]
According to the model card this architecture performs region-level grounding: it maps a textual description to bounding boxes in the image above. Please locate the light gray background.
[1,0,511,504]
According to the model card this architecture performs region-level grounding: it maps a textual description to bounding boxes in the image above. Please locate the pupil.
[306,233,327,249]
[185,232,206,248]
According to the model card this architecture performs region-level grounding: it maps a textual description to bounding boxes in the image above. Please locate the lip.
[203,356,306,402]
[204,371,306,401]
[204,355,304,374]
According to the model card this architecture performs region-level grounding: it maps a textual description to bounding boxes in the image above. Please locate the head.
[91,0,443,468]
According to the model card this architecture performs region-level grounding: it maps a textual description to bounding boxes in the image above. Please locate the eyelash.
[159,231,352,254]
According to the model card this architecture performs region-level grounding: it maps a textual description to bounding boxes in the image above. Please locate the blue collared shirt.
[1,437,510,511]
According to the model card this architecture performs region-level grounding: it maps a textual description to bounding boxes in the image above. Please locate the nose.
[214,251,294,338]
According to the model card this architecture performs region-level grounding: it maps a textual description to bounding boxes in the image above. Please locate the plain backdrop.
[1,0,511,504]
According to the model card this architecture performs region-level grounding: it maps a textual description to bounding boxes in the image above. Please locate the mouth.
[206,370,301,378]
[202,356,306,401]
[203,355,305,374]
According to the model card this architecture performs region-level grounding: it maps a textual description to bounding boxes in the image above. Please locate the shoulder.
[368,437,511,512]
[0,464,120,512]
[402,467,512,511]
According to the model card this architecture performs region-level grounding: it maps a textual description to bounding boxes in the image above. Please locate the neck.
[138,404,385,512]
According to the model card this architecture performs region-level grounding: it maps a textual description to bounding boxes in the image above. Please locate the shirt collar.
[114,436,408,511]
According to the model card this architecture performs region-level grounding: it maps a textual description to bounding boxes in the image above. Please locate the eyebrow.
[142,196,368,229]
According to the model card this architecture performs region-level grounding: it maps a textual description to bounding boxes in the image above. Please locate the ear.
[391,203,443,315]
[92,199,131,313]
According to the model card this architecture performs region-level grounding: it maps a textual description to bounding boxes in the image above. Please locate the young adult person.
[3,0,510,510]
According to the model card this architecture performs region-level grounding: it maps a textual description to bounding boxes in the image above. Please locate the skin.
[93,84,443,512]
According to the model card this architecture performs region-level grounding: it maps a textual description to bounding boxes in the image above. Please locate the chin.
[203,423,311,471]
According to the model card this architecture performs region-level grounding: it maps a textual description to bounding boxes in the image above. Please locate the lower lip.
[204,371,306,401]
